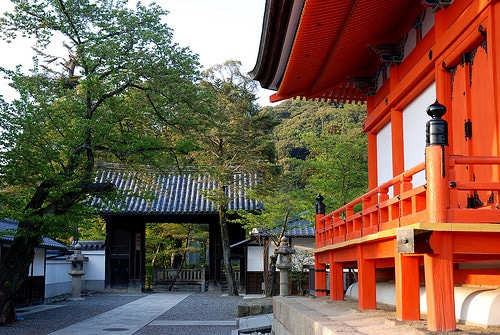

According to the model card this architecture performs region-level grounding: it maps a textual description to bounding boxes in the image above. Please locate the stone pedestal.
[275,237,295,297]
[278,264,290,297]
[66,243,89,300]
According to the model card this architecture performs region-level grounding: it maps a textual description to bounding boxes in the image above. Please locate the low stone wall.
[237,297,273,317]
[272,297,339,335]
[272,296,427,335]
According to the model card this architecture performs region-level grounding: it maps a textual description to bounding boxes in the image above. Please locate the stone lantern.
[275,236,295,296]
[66,242,89,300]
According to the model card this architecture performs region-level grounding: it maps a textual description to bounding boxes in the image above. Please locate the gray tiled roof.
[69,240,105,251]
[92,164,263,215]
[286,223,315,237]
[253,219,315,237]
[0,218,67,250]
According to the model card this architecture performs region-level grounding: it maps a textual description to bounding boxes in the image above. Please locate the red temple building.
[252,0,500,331]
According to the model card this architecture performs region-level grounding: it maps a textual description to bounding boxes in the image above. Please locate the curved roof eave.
[249,0,305,92]
[252,0,425,103]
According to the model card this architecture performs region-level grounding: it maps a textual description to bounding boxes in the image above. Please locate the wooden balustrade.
[317,156,500,248]
[447,155,500,222]
[153,267,207,286]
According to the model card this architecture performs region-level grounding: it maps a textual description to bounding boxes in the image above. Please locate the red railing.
[447,155,500,223]
[316,155,500,248]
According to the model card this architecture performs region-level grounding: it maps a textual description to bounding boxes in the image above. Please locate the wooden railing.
[153,267,241,290]
[153,267,207,287]
[447,155,500,222]
[317,155,500,248]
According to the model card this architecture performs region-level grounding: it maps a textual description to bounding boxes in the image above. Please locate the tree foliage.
[244,99,367,231]
[0,0,202,324]
[272,99,368,211]
[145,223,208,290]
[146,223,208,269]
[240,100,367,295]
[190,60,279,295]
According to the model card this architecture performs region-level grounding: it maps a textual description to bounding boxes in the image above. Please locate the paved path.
[3,292,270,335]
[47,293,190,335]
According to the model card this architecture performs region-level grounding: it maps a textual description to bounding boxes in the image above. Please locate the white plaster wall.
[377,122,393,197]
[403,82,436,187]
[83,251,105,281]
[45,259,71,298]
[45,259,71,285]
[290,237,314,251]
[30,247,46,276]
[247,245,264,272]
[247,238,314,273]
[82,250,106,290]
[44,250,106,297]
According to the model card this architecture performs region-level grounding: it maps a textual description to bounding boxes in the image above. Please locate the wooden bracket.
[397,228,434,254]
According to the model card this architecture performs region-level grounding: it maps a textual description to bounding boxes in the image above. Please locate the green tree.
[239,171,314,296]
[0,0,202,324]
[272,100,367,209]
[145,223,208,290]
[301,103,368,209]
[242,100,367,295]
[192,60,279,296]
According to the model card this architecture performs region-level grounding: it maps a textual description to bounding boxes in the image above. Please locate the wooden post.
[425,101,450,223]
[395,252,421,320]
[424,102,455,331]
[314,258,327,296]
[424,232,456,331]
[357,245,377,309]
[314,195,328,296]
[426,145,449,222]
[329,252,344,301]
[315,195,326,247]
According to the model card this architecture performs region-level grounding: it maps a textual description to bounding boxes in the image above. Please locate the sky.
[0,0,276,106]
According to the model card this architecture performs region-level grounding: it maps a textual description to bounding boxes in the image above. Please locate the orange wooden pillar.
[424,232,455,331]
[329,252,344,301]
[424,102,456,331]
[357,245,377,310]
[395,252,421,320]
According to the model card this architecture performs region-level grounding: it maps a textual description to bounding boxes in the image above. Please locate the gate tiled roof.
[91,164,263,215]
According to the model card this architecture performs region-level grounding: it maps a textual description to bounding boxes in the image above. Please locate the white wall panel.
[403,82,436,186]
[377,122,393,192]
[247,245,264,271]
[30,247,45,276]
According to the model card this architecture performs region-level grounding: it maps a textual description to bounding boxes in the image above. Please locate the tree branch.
[91,81,132,114]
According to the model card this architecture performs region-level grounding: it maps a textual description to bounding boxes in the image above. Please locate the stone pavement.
[47,293,190,335]
[5,292,271,335]
[20,291,500,335]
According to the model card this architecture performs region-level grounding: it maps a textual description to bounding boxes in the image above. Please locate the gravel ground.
[135,292,244,335]
[1,291,246,335]
[2,292,148,335]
